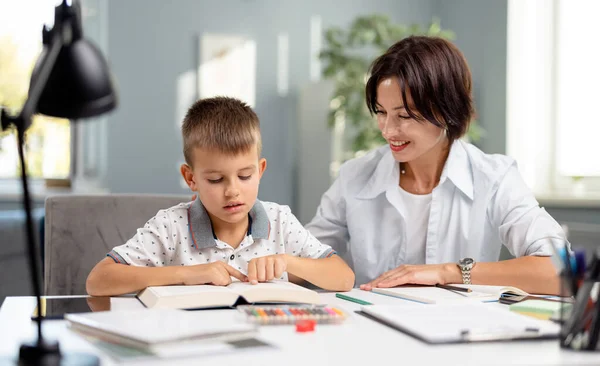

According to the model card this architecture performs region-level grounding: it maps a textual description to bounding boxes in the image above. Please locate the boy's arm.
[86,257,247,296]
[246,254,354,291]
[86,257,183,296]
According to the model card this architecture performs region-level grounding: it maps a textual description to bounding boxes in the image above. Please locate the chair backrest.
[44,194,189,295]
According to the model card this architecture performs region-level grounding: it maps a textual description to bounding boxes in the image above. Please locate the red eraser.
[295,319,316,332]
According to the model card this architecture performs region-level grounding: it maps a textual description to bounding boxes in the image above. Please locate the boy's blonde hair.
[182,97,261,166]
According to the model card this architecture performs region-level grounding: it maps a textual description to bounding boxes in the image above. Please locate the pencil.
[435,284,472,293]
[335,293,373,305]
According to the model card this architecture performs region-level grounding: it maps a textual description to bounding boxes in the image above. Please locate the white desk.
[1,293,599,366]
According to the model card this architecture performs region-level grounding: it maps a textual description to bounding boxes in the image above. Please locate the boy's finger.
[266,257,275,281]
[247,260,258,284]
[225,264,247,282]
[212,266,232,286]
[256,258,266,282]
[274,259,286,279]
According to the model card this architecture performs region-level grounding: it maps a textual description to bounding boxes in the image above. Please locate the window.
[198,34,257,107]
[0,0,71,181]
[506,0,600,196]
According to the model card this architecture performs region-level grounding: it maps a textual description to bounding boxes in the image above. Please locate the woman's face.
[375,77,448,163]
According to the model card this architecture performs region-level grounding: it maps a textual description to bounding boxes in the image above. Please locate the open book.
[137,280,321,309]
[372,284,528,304]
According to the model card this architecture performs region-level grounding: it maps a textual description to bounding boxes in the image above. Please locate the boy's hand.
[247,254,288,284]
[180,261,247,286]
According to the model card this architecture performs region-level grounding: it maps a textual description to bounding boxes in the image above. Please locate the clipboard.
[356,304,560,345]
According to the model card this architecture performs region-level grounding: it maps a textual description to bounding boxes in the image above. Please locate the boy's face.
[181,145,266,227]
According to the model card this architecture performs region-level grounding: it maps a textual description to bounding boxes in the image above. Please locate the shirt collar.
[440,140,474,200]
[187,198,270,249]
[356,140,473,200]
[356,148,398,199]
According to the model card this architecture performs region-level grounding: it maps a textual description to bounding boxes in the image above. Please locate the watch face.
[460,258,474,266]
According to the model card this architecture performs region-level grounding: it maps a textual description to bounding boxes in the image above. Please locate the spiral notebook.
[359,303,560,344]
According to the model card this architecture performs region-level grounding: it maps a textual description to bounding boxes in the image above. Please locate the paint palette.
[238,305,348,325]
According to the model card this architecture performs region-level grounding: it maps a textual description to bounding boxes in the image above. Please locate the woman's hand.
[360,263,461,291]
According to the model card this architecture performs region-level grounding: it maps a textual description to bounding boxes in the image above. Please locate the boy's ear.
[180,164,197,191]
[258,158,267,178]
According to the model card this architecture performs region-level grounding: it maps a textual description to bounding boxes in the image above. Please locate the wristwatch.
[457,258,476,285]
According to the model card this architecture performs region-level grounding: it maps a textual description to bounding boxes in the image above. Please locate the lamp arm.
[0,1,104,364]
[0,10,64,352]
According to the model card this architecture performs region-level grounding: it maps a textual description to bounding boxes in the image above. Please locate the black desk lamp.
[0,0,116,364]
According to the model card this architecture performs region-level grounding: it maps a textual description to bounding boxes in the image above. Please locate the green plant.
[320,15,483,156]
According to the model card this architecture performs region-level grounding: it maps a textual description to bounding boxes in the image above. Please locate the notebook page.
[362,303,560,343]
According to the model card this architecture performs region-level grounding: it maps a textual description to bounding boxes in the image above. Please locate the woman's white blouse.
[306,140,565,285]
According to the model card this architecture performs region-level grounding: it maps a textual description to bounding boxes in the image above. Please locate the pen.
[335,293,373,306]
[563,242,579,297]
[435,284,472,293]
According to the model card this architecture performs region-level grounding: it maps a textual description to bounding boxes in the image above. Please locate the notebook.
[372,284,528,304]
[65,309,256,351]
[510,299,573,321]
[137,280,321,309]
[360,303,560,344]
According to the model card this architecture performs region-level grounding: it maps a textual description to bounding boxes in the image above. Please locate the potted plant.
[320,15,484,166]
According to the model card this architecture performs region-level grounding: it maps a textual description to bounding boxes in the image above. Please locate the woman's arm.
[361,256,559,295]
[466,256,559,294]
[362,164,565,295]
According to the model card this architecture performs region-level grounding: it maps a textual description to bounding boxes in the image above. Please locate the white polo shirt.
[108,199,336,278]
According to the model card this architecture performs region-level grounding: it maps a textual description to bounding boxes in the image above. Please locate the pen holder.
[559,257,600,351]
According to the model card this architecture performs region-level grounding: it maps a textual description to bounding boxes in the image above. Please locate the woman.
[305,36,565,294]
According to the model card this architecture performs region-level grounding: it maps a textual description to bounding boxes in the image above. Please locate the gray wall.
[4,0,600,306]
[433,0,508,154]
[105,0,435,210]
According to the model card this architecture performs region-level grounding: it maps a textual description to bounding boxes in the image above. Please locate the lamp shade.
[32,38,117,119]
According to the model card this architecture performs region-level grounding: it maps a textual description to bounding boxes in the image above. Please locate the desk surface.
[1,292,599,366]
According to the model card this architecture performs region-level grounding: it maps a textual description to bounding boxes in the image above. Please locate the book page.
[373,286,495,304]
[362,304,560,343]
[148,285,235,297]
[455,284,529,297]
[226,280,320,304]
[138,285,239,309]
[226,280,313,293]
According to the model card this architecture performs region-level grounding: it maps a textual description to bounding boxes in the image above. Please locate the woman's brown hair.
[365,36,474,142]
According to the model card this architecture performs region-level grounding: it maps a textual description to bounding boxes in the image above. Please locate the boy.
[86,97,355,296]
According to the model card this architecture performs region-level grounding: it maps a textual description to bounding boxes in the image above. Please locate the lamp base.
[0,340,99,366]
